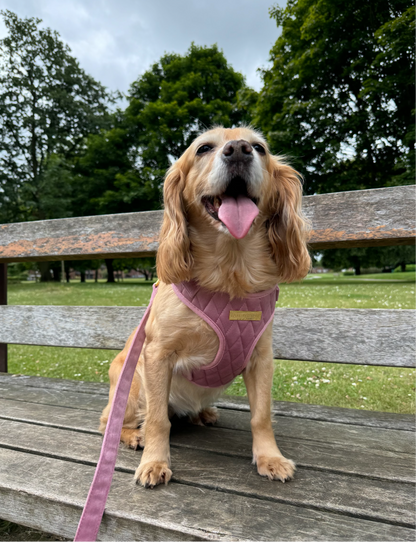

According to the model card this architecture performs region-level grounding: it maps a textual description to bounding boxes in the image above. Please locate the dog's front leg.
[134,342,173,488]
[243,329,295,482]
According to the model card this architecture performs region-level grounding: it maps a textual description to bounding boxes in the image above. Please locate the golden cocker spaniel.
[100,126,311,488]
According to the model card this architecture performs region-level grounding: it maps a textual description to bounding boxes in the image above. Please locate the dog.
[99,126,311,488]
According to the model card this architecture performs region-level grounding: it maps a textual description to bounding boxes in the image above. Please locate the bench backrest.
[0,185,415,372]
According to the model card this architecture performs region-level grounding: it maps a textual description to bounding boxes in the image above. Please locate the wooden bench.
[0,185,414,541]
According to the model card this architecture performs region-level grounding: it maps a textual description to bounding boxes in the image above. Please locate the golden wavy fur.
[100,126,311,488]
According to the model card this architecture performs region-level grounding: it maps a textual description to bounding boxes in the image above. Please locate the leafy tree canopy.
[127,43,246,172]
[0,10,114,223]
[252,0,414,195]
[73,43,247,216]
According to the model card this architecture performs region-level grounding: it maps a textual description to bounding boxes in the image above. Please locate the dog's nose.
[222,140,253,163]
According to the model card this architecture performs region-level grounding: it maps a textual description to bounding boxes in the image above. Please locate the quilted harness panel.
[172,280,279,388]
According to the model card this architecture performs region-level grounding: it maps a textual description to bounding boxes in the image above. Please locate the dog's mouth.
[202,177,259,239]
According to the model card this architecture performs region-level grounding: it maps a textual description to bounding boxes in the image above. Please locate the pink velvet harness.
[173,280,279,388]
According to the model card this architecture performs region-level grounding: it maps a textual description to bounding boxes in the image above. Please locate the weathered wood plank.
[0,396,414,455]
[272,308,415,366]
[0,305,145,349]
[2,448,413,541]
[0,381,108,411]
[0,419,414,528]
[305,185,415,249]
[169,421,415,483]
[0,394,412,481]
[1,306,414,366]
[1,373,414,430]
[0,186,414,263]
[0,210,162,263]
[217,395,416,431]
[0,373,110,395]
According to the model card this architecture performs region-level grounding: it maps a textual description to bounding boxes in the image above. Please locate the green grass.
[7,274,416,414]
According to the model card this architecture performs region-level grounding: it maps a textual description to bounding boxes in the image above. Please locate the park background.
[0,0,414,416]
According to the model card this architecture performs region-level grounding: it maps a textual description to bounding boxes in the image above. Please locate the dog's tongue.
[218,194,259,239]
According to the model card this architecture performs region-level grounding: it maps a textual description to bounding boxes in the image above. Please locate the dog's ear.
[266,157,311,282]
[156,162,193,284]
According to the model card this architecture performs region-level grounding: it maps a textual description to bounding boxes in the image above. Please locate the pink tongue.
[218,195,259,239]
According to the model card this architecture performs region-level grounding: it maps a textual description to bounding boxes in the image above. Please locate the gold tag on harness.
[229,310,262,321]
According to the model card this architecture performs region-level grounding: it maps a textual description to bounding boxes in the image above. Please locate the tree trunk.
[354,264,361,276]
[80,271,86,283]
[38,262,52,282]
[95,269,98,282]
[52,267,60,282]
[65,268,70,283]
[401,262,406,272]
[105,259,115,283]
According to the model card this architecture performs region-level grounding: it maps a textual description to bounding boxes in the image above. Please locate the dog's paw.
[200,407,219,425]
[189,407,219,426]
[134,461,172,488]
[121,428,144,450]
[256,455,295,482]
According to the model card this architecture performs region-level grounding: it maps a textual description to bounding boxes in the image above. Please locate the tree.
[0,10,113,224]
[361,6,415,185]
[252,0,414,195]
[321,246,415,275]
[135,257,157,281]
[73,44,247,219]
[112,258,157,281]
[127,43,246,175]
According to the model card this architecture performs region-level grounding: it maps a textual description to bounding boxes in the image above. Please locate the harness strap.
[74,282,159,542]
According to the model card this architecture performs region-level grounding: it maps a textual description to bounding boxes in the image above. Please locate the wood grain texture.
[0,210,162,263]
[0,374,414,539]
[2,448,413,541]
[304,185,415,249]
[272,308,415,366]
[0,381,108,412]
[0,399,416,484]
[218,395,416,431]
[0,419,414,527]
[0,186,414,262]
[0,395,414,455]
[0,373,110,395]
[0,305,145,349]
[1,373,415,430]
[1,305,414,367]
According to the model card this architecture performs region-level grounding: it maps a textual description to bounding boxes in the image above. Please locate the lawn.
[7,273,416,414]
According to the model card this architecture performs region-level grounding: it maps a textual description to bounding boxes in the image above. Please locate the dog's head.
[157,126,310,285]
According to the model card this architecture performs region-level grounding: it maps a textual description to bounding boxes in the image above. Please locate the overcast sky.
[0,0,284,98]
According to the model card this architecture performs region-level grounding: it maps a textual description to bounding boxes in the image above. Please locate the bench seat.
[0,373,414,541]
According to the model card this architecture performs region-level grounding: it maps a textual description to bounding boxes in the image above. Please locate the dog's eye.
[253,144,266,155]
[196,145,213,155]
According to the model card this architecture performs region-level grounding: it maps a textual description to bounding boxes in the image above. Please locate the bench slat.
[0,395,413,454]
[1,373,415,429]
[0,419,414,527]
[0,186,414,262]
[0,399,416,484]
[1,305,414,366]
[2,448,413,541]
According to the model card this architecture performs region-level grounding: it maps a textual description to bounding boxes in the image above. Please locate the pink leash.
[74,282,159,541]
